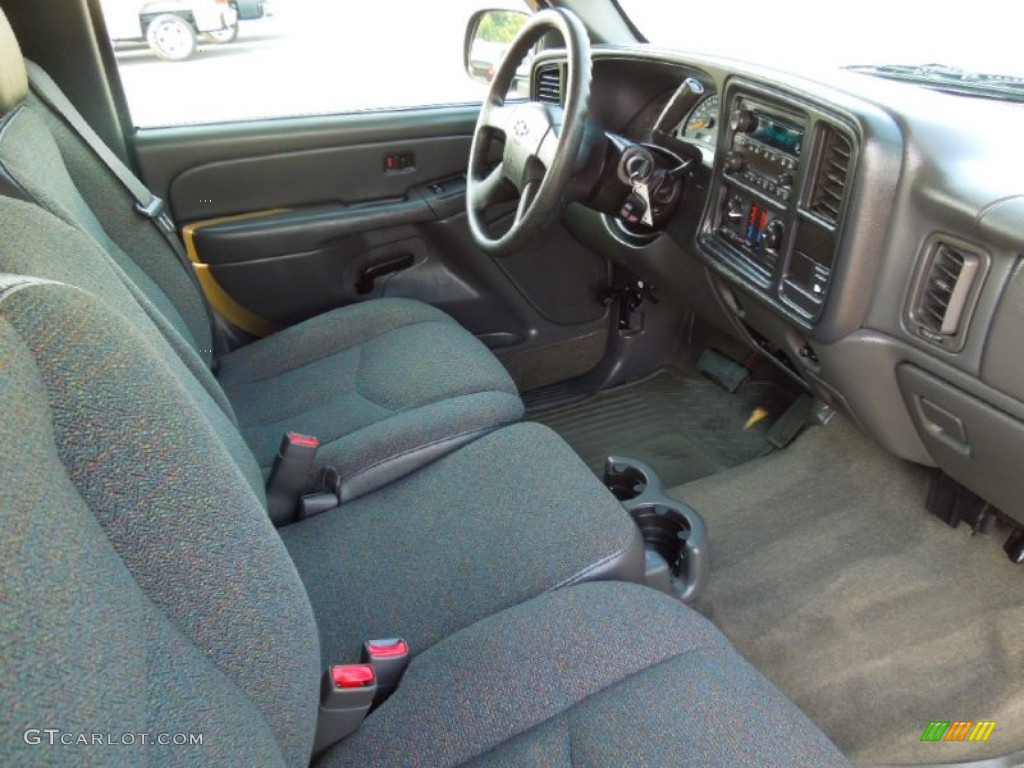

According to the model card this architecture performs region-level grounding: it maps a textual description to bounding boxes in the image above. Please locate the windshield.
[617,0,1024,83]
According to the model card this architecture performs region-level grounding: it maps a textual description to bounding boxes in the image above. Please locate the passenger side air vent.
[809,127,852,225]
[535,66,562,105]
[908,238,986,352]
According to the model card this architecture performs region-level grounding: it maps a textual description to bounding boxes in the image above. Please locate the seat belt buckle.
[362,637,410,706]
[266,432,320,522]
[312,664,377,757]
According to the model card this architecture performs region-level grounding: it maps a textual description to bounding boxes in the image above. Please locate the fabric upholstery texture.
[0,197,265,500]
[320,581,851,767]
[281,422,642,664]
[0,278,320,766]
[0,101,216,368]
[35,89,214,358]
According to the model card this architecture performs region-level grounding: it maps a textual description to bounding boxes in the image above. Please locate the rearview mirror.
[464,9,532,98]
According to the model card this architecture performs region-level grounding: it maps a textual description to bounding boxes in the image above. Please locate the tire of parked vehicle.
[145,13,197,61]
[200,23,239,45]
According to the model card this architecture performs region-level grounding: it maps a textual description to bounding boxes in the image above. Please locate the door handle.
[355,253,415,295]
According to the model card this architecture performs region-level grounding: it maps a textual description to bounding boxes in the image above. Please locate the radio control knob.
[730,109,757,134]
[725,151,746,173]
[763,220,785,250]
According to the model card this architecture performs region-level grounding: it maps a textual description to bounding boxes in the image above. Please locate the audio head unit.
[723,99,806,203]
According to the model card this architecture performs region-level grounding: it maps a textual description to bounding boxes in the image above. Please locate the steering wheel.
[466,8,592,256]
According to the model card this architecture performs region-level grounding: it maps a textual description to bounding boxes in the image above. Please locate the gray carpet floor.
[668,414,1024,765]
[531,366,798,488]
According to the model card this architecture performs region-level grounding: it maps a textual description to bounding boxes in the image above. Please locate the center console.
[699,80,858,327]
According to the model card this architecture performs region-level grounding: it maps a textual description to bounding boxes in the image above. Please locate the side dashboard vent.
[810,127,853,224]
[535,66,562,104]
[909,239,986,351]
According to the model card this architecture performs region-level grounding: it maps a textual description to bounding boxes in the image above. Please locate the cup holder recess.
[604,456,708,603]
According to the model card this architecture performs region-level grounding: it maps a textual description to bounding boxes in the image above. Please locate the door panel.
[134,108,484,203]
[168,135,475,222]
[132,106,612,390]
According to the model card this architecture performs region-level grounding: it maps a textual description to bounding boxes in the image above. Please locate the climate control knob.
[724,151,746,173]
[730,109,757,134]
[763,220,785,250]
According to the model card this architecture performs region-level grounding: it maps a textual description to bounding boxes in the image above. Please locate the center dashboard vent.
[809,127,853,225]
[908,238,986,351]
[535,66,562,105]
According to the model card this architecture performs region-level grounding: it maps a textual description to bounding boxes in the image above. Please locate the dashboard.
[532,47,1024,525]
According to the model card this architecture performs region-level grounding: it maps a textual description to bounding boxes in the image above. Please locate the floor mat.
[530,365,799,488]
[669,415,1024,764]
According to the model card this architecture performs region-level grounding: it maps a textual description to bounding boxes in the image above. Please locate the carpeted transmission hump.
[530,365,799,487]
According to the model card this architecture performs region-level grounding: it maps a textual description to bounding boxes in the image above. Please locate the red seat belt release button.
[330,664,375,689]
[312,665,377,757]
[366,638,409,659]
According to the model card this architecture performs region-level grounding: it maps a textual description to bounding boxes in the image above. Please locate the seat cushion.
[280,422,645,665]
[218,297,525,513]
[319,581,850,768]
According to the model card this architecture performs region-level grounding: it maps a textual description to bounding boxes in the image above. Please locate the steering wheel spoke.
[472,163,515,211]
[536,127,560,170]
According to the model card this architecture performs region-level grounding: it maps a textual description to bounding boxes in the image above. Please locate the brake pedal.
[697,348,749,393]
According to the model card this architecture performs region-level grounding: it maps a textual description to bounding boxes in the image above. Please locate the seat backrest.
[0,7,217,371]
[0,193,268,501]
[0,274,320,766]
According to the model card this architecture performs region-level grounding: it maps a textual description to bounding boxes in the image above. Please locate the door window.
[96,0,528,127]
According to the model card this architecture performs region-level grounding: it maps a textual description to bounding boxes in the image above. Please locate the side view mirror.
[464,8,532,97]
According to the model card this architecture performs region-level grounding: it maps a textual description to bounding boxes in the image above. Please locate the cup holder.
[604,456,708,603]
[604,460,649,501]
